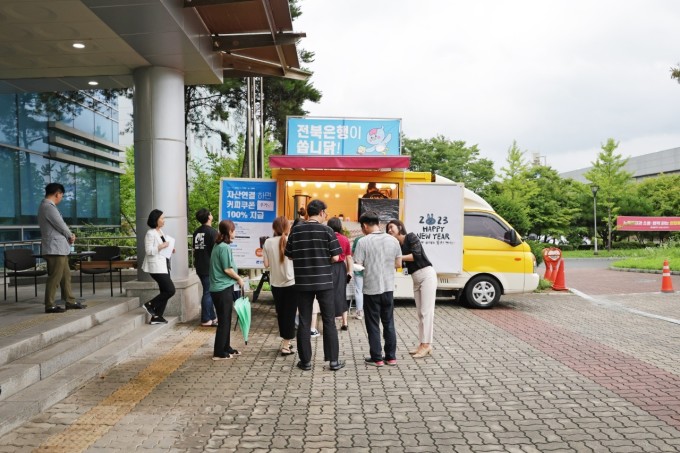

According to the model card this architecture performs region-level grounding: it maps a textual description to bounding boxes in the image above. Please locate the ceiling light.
[88,81,99,86]
[72,42,86,49]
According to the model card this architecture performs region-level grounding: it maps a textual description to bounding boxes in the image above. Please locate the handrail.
[1,236,196,268]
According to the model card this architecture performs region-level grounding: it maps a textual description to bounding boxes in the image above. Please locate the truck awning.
[269,156,410,170]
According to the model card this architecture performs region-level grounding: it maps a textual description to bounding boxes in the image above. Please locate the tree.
[402,135,495,193]
[483,142,537,236]
[525,165,580,243]
[583,138,632,251]
[635,174,680,243]
[672,64,680,84]
[119,146,136,234]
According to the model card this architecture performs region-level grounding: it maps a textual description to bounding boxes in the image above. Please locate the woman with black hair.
[141,209,175,325]
[210,219,245,360]
[386,219,437,358]
[328,217,353,331]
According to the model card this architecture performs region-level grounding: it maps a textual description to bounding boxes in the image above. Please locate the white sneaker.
[310,329,320,337]
[355,311,363,320]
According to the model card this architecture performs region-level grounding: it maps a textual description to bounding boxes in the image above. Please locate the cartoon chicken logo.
[357,126,392,154]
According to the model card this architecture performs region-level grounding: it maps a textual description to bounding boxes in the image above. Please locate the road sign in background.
[219,178,277,269]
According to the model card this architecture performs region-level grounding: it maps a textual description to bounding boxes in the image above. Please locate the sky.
[293,0,680,173]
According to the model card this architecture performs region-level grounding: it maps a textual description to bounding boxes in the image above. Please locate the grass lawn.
[562,248,680,271]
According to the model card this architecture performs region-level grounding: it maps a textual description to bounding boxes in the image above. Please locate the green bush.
[536,278,553,291]
[525,240,549,266]
[611,241,647,250]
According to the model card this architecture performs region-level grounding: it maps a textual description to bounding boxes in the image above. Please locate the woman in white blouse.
[141,209,175,324]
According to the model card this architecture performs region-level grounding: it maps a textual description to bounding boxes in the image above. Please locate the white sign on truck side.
[403,183,465,274]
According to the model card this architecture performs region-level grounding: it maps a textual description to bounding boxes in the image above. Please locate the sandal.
[280,341,295,356]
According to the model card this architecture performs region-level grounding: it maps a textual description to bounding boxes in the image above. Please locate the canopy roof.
[269,155,411,170]
[0,0,309,93]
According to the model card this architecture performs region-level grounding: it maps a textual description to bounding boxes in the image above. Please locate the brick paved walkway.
[3,272,680,451]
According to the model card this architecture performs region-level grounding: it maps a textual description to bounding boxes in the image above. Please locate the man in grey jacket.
[38,183,86,313]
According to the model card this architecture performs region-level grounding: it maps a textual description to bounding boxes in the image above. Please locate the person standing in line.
[327,217,353,331]
[193,208,218,327]
[141,209,175,325]
[386,219,437,358]
[209,219,245,360]
[38,183,86,313]
[263,216,296,356]
[285,199,345,372]
[351,235,365,320]
[353,211,402,367]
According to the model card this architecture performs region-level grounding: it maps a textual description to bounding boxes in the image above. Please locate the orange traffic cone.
[661,259,674,293]
[551,258,568,291]
[544,261,554,282]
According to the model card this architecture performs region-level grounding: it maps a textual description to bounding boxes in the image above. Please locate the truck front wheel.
[465,276,501,308]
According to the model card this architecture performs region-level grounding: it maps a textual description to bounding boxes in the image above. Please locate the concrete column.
[129,66,199,322]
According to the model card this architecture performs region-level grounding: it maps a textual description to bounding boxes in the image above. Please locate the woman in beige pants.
[387,219,437,358]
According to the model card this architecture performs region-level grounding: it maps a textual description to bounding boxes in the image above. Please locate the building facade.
[560,147,680,182]
[0,92,123,248]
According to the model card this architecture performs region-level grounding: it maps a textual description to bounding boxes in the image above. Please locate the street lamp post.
[591,184,599,255]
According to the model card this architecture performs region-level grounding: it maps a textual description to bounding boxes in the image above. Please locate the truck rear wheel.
[465,275,501,308]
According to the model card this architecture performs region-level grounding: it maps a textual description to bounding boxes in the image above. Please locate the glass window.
[94,112,113,142]
[73,106,94,136]
[75,166,96,222]
[49,160,76,224]
[0,148,18,223]
[0,229,21,242]
[17,93,48,152]
[19,152,50,222]
[0,94,18,146]
[22,228,42,241]
[96,171,120,225]
[464,213,509,241]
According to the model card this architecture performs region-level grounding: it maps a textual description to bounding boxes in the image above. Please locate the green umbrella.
[233,296,251,344]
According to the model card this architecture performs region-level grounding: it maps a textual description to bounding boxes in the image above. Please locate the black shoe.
[296,361,312,371]
[65,302,87,310]
[340,324,348,331]
[142,302,156,316]
[226,348,241,356]
[149,316,168,325]
[45,306,66,314]
[329,360,346,371]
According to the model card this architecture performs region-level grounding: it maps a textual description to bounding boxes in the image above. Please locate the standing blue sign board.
[286,117,401,156]
[219,178,277,269]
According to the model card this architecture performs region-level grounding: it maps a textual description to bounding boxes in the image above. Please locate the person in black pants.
[209,220,245,360]
[285,199,345,372]
[193,208,218,327]
[263,216,297,356]
[141,209,175,324]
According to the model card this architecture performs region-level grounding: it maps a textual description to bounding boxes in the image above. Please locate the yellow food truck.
[264,154,539,308]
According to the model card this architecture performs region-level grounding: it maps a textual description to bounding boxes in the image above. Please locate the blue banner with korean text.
[218,178,277,269]
[286,117,402,156]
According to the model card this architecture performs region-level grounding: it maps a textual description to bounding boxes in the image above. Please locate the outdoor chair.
[3,248,47,302]
[79,246,121,297]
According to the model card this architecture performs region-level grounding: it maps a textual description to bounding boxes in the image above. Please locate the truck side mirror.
[504,229,521,246]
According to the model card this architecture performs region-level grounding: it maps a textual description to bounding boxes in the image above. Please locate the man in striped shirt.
[353,211,402,367]
[285,199,345,371]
